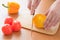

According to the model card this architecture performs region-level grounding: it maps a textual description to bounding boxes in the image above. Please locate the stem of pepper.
[2,4,8,8]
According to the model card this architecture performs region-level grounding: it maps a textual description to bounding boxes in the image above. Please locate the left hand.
[44,0,60,30]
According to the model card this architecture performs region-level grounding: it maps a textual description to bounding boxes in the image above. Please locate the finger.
[31,10,35,15]
[53,17,60,26]
[44,16,52,30]
[32,0,40,9]
[46,15,56,30]
[45,8,50,16]
[28,0,32,10]
[44,11,53,28]
[34,0,40,9]
[44,9,50,30]
[44,11,55,30]
[53,19,59,26]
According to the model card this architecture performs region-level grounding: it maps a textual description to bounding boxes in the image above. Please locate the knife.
[31,10,35,38]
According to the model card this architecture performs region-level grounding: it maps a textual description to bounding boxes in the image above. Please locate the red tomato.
[2,24,12,35]
[12,21,21,32]
[4,17,13,25]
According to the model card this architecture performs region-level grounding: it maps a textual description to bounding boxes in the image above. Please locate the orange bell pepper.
[33,14,46,29]
[8,2,20,14]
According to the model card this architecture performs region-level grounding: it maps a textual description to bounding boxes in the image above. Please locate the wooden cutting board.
[16,12,60,35]
[16,0,59,35]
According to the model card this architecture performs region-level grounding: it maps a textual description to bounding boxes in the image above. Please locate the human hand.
[28,0,40,15]
[44,1,60,30]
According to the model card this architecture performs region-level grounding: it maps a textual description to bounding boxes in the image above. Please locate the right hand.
[28,0,40,15]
